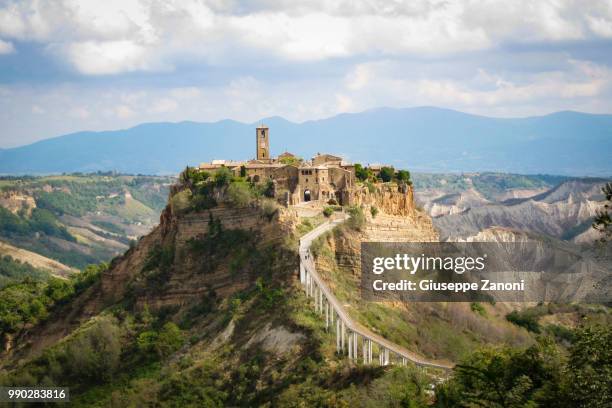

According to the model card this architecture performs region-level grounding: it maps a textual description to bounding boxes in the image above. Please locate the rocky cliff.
[319,182,438,276]
[7,183,300,360]
[101,189,296,307]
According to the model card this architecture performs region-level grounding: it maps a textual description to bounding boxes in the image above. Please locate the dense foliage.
[354,163,412,185]
[435,325,611,408]
[0,206,74,242]
[593,182,611,241]
[0,255,49,288]
[0,263,106,347]
[347,206,365,231]
[179,166,277,213]
[0,174,173,268]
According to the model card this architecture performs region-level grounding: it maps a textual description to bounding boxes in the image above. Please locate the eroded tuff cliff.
[101,200,298,309]
[7,180,436,362]
[7,186,300,360]
[320,183,438,276]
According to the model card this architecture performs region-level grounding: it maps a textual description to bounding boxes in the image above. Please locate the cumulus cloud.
[0,0,611,74]
[63,40,152,75]
[0,1,611,147]
[0,38,14,54]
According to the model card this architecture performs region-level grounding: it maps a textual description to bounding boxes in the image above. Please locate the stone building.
[199,125,356,205]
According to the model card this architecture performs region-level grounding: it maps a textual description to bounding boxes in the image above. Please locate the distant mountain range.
[1,107,611,176]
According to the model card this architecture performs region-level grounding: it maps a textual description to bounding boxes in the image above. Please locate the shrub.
[64,317,122,383]
[354,163,371,181]
[506,310,541,333]
[379,166,395,182]
[137,322,184,359]
[470,302,486,316]
[170,189,192,214]
[226,182,253,207]
[347,206,365,230]
[564,325,612,408]
[261,199,278,221]
[156,322,184,358]
[214,167,233,187]
[370,206,379,218]
[365,180,376,193]
[263,180,275,198]
[143,244,175,273]
[322,207,334,217]
[279,155,302,166]
[396,169,411,183]
[436,340,564,408]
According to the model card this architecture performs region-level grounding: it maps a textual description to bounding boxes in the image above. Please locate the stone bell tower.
[256,124,270,162]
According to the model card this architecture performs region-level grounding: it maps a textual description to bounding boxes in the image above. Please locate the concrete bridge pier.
[336,319,341,352]
[300,263,305,284]
[319,289,323,314]
[341,320,345,352]
[379,347,390,366]
[362,337,368,364]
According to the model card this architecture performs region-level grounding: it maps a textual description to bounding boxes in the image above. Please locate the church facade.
[198,125,356,205]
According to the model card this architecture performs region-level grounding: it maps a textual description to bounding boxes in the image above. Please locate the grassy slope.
[314,227,532,362]
[0,174,173,269]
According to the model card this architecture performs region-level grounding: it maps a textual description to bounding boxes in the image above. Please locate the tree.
[347,206,365,230]
[156,322,184,357]
[593,182,612,241]
[226,182,253,207]
[137,322,184,360]
[435,340,565,408]
[214,167,233,187]
[396,169,411,184]
[564,325,612,408]
[354,163,371,182]
[65,318,122,382]
[379,166,395,182]
[279,155,302,166]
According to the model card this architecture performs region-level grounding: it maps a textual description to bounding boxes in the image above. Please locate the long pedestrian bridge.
[299,216,453,372]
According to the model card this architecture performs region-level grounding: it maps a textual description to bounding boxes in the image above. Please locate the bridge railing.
[298,218,453,373]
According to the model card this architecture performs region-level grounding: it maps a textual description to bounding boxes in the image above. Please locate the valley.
[0,174,174,280]
[413,173,609,243]
[0,170,609,406]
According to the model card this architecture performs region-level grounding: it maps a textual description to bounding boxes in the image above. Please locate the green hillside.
[0,174,174,268]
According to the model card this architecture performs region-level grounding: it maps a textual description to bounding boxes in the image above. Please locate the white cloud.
[0,0,611,74]
[345,64,372,90]
[31,105,45,114]
[64,40,152,75]
[115,104,135,119]
[150,98,178,114]
[0,39,14,54]
[335,94,354,112]
[0,1,611,147]
[68,106,90,119]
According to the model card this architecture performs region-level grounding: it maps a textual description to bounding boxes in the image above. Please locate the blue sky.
[0,0,611,148]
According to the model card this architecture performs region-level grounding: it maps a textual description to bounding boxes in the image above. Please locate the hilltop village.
[198,125,381,206]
